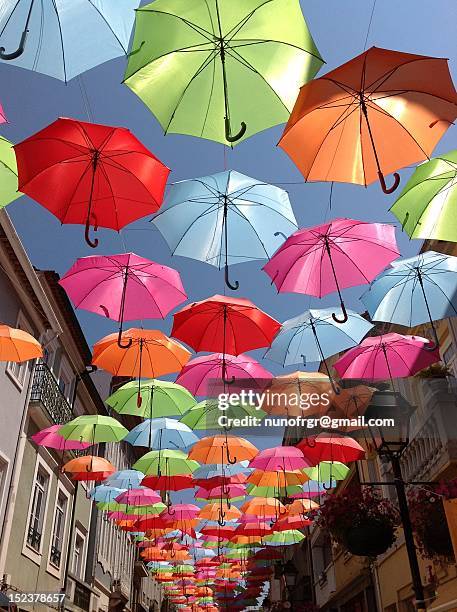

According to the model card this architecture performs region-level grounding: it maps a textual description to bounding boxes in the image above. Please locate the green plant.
[408,487,454,562]
[416,363,452,378]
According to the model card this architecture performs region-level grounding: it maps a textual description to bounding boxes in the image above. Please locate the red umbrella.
[142,474,195,491]
[15,118,170,247]
[298,433,365,465]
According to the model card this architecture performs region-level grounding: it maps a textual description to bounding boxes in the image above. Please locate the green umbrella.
[264,529,305,546]
[180,399,266,431]
[96,501,166,515]
[0,136,21,209]
[304,461,350,482]
[390,150,457,242]
[106,379,196,419]
[133,449,199,476]
[59,415,128,443]
[245,483,303,498]
[124,0,323,145]
[174,565,195,573]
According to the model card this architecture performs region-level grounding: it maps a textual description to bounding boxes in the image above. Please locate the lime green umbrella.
[180,399,266,431]
[174,565,195,573]
[390,150,457,242]
[264,529,305,546]
[124,0,323,145]
[304,461,350,482]
[96,501,166,515]
[59,415,128,443]
[106,379,196,418]
[0,136,21,209]
[133,449,199,476]
[246,483,303,498]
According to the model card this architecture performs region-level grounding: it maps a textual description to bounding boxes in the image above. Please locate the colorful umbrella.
[0,324,42,362]
[361,251,457,348]
[15,118,170,247]
[0,0,139,80]
[62,456,115,481]
[245,483,303,498]
[264,530,305,546]
[133,449,200,477]
[195,485,246,503]
[390,150,457,242]
[115,488,162,506]
[188,435,258,466]
[247,470,308,488]
[60,253,186,347]
[279,47,457,193]
[106,379,196,418]
[199,503,241,523]
[180,399,266,431]
[104,470,145,490]
[125,418,198,450]
[241,498,286,521]
[263,218,399,322]
[124,1,322,145]
[88,485,125,504]
[153,170,297,288]
[298,434,365,465]
[176,353,272,397]
[249,446,309,472]
[141,475,195,492]
[0,135,21,209]
[286,499,319,516]
[263,371,334,417]
[304,461,350,482]
[31,425,91,451]
[334,333,440,380]
[59,415,128,444]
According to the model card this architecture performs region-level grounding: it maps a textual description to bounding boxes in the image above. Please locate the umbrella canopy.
[59,415,128,444]
[124,0,322,145]
[390,150,457,242]
[15,118,170,247]
[62,456,115,481]
[286,499,319,516]
[193,464,251,481]
[153,170,297,289]
[246,483,303,498]
[0,0,139,81]
[263,218,399,323]
[279,47,457,193]
[115,488,162,506]
[172,295,280,354]
[133,449,200,477]
[247,470,308,488]
[32,425,92,451]
[249,446,309,472]
[142,475,195,492]
[334,333,440,380]
[106,379,196,418]
[199,503,241,523]
[241,498,285,520]
[0,324,42,362]
[176,353,272,397]
[0,135,21,209]
[188,436,258,465]
[195,485,246,503]
[361,251,457,347]
[104,470,145,489]
[59,253,187,347]
[330,385,374,419]
[180,399,266,431]
[125,418,198,450]
[88,485,125,504]
[298,434,365,465]
[263,371,334,417]
[304,461,350,482]
[264,530,305,546]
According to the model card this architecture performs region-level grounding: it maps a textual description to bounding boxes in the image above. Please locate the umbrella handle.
[274,231,288,241]
[225,117,247,143]
[85,216,99,248]
[167,505,176,516]
[378,170,400,195]
[224,264,239,291]
[332,301,349,324]
[225,445,237,465]
[117,328,133,350]
[218,513,226,527]
[0,29,28,60]
[322,481,333,491]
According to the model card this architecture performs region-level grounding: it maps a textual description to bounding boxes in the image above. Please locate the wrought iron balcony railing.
[30,363,73,425]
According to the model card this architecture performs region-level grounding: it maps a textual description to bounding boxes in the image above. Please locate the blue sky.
[1,0,456,370]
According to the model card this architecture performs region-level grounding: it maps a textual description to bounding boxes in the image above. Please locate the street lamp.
[364,389,427,611]
[283,559,298,604]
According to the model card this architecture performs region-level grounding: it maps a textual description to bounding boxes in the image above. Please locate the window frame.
[47,484,70,576]
[72,528,87,580]
[22,457,52,565]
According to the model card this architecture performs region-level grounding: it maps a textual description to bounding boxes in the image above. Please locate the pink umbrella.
[115,487,162,506]
[59,253,187,348]
[196,485,246,500]
[175,353,272,396]
[298,433,365,466]
[32,425,91,450]
[334,333,440,380]
[107,511,139,521]
[161,504,200,521]
[249,446,310,472]
[263,218,399,323]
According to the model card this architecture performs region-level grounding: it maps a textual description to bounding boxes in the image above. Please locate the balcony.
[29,363,73,425]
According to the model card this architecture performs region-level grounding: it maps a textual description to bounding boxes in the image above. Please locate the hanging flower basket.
[344,519,396,557]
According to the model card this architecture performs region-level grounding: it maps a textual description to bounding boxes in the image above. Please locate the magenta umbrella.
[115,487,162,506]
[160,503,200,521]
[334,333,440,380]
[32,425,92,450]
[59,253,187,348]
[249,447,310,472]
[263,218,399,323]
[175,353,272,396]
[196,484,246,500]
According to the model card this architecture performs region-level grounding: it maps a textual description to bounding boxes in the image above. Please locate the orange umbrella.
[247,469,309,488]
[287,499,319,516]
[280,47,457,193]
[241,497,286,520]
[188,435,258,465]
[0,324,43,362]
[264,371,334,417]
[199,502,241,522]
[196,588,213,597]
[331,384,375,417]
[62,456,115,481]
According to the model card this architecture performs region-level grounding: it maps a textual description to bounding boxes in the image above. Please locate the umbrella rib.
[50,0,67,82]
[87,0,129,53]
[138,8,215,42]
[59,159,95,224]
[200,45,217,137]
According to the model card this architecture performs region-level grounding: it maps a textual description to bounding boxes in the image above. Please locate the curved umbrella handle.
[322,480,334,491]
[85,216,99,248]
[274,231,288,241]
[117,328,133,350]
[225,443,237,465]
[423,336,438,352]
[378,170,400,195]
[167,504,176,516]
[0,28,28,60]
[218,511,226,527]
[224,264,239,291]
[332,301,349,324]
[222,373,236,385]
[225,117,247,143]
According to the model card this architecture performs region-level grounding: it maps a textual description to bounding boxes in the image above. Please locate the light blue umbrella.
[296,480,336,497]
[88,485,125,503]
[361,251,457,348]
[193,462,251,480]
[265,307,373,389]
[0,0,139,81]
[152,170,297,290]
[103,470,145,489]
[125,418,198,450]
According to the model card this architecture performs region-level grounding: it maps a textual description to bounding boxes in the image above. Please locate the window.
[73,532,85,579]
[0,456,8,513]
[50,492,67,568]
[27,470,48,551]
[6,312,34,388]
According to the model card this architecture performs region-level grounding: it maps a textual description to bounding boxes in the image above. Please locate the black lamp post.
[283,559,298,601]
[364,389,427,611]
